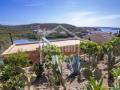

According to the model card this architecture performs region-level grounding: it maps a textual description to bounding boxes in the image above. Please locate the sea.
[100,28,118,34]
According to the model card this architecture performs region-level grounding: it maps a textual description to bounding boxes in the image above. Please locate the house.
[1,39,81,63]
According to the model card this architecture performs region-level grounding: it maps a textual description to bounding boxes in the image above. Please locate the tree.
[103,37,120,87]
[42,45,63,64]
[42,45,66,90]
[80,40,101,68]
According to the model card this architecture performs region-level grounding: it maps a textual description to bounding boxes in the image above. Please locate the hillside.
[0,23,99,38]
[0,23,99,32]
[0,23,99,53]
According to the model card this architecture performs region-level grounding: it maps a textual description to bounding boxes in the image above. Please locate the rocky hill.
[0,23,100,53]
[0,23,99,32]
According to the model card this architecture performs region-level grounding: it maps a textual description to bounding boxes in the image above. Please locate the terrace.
[0,25,120,90]
[1,38,82,63]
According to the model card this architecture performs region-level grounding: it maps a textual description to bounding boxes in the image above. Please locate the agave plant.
[50,55,65,89]
[42,45,66,90]
[67,55,81,75]
[85,77,105,90]
[110,67,120,90]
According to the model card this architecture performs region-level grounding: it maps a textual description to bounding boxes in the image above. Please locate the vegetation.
[67,55,81,75]
[42,45,64,68]
[103,37,120,86]
[7,52,29,67]
[0,28,120,89]
[42,45,66,89]
[80,37,120,88]
[0,23,100,54]
[32,37,120,89]
[33,62,44,78]
[111,67,120,90]
[0,52,29,90]
[80,40,101,68]
[85,77,104,90]
[0,29,39,54]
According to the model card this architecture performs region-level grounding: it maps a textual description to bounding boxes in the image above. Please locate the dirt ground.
[25,60,108,90]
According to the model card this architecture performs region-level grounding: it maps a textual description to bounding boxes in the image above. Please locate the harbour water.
[100,28,118,34]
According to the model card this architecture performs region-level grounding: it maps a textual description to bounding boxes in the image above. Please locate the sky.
[0,0,120,27]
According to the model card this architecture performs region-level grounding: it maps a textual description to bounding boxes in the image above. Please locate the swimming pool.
[14,39,35,44]
[0,57,4,64]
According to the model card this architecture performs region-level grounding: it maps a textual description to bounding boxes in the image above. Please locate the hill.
[0,23,99,32]
[0,23,100,53]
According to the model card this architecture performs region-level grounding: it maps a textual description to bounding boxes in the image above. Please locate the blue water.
[14,39,34,44]
[0,60,3,64]
[0,57,3,64]
[100,28,118,34]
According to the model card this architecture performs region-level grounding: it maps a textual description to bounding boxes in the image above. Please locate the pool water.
[0,57,3,64]
[14,39,34,44]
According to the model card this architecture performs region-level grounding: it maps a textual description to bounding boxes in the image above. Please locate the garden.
[0,37,120,90]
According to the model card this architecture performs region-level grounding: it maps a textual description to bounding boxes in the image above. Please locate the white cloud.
[68,11,95,17]
[57,11,120,27]
[98,15,120,20]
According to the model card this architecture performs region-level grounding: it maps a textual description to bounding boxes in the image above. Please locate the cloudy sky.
[0,0,120,27]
